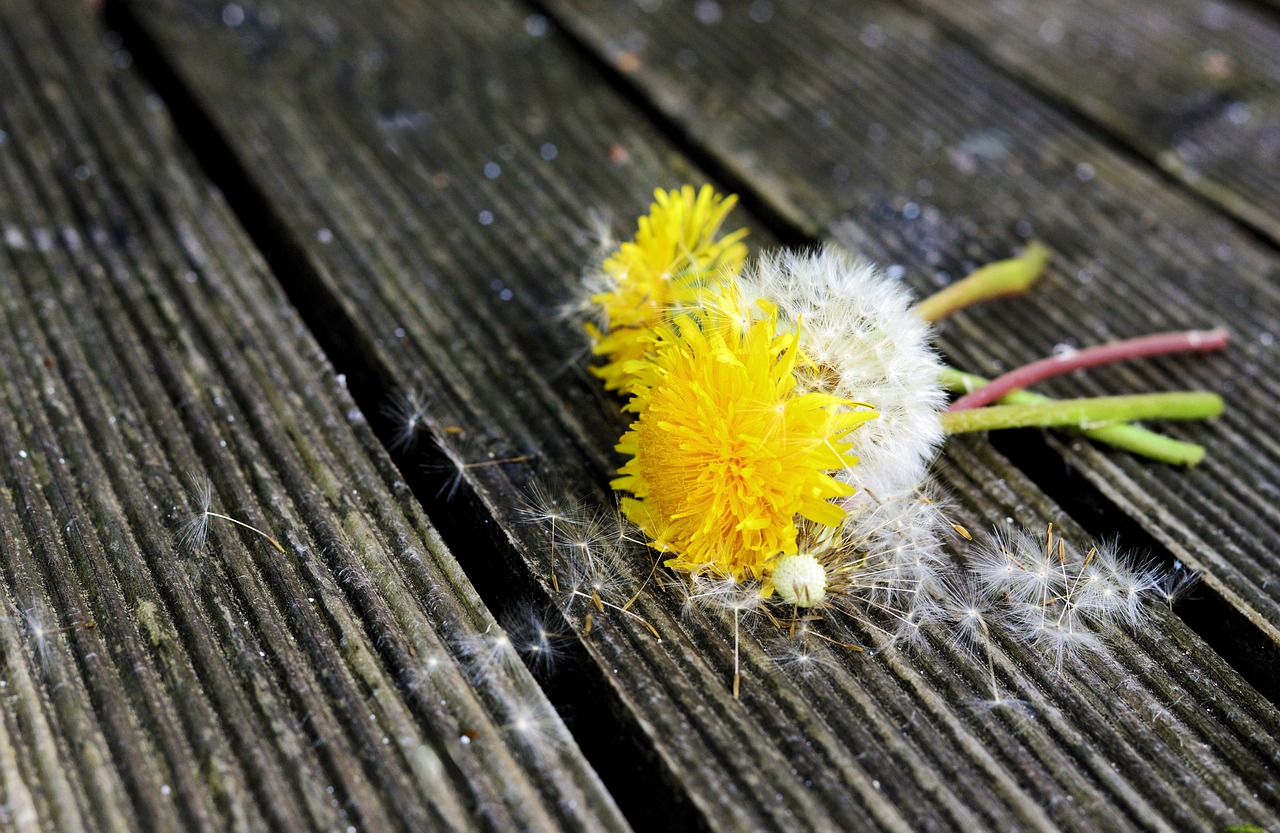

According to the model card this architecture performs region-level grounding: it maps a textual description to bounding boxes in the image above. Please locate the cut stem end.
[914,242,1050,323]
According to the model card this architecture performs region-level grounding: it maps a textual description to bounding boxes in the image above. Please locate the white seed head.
[739,245,945,497]
[771,553,828,607]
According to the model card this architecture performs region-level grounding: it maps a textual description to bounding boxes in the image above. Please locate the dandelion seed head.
[771,552,828,607]
[740,246,945,497]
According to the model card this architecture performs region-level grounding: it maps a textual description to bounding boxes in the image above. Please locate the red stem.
[948,328,1229,412]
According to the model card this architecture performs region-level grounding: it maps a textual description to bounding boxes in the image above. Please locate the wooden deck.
[1,0,1278,830]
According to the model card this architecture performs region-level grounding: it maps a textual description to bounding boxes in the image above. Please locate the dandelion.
[611,283,876,582]
[583,184,748,391]
[572,183,1225,694]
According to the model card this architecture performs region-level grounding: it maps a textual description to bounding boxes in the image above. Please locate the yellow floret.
[587,184,748,391]
[611,289,876,581]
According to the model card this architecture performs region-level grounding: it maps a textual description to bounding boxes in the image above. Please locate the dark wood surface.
[0,3,622,831]
[1,0,1278,830]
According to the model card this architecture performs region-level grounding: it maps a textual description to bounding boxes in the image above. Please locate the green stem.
[941,392,1222,433]
[913,242,1050,323]
[939,368,1215,466]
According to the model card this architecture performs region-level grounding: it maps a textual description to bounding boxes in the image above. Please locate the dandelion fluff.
[738,246,946,497]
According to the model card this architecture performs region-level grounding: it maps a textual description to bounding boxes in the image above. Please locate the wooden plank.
[0,2,626,831]
[538,0,1280,654]
[903,0,1280,244]
[117,0,1280,829]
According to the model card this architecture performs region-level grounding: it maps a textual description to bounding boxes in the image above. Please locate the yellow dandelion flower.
[611,293,876,581]
[587,184,748,391]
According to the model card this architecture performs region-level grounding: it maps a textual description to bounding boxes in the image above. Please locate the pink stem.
[948,328,1229,412]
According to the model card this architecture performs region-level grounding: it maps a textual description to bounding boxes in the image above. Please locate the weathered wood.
[0,2,625,831]
[903,0,1280,245]
[540,0,1280,655]
[118,0,1280,829]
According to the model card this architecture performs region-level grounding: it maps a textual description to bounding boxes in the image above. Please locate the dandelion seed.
[1157,565,1199,607]
[941,579,998,652]
[423,442,532,501]
[971,695,1038,719]
[454,625,522,683]
[501,605,569,676]
[503,701,564,750]
[552,506,627,593]
[767,630,843,675]
[18,605,59,672]
[177,474,214,551]
[517,479,586,592]
[939,579,1004,700]
[380,388,430,452]
[404,653,447,693]
[179,473,285,554]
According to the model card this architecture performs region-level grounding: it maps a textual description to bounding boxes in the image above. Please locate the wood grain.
[117,0,1280,829]
[904,0,1280,244]
[0,2,625,830]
